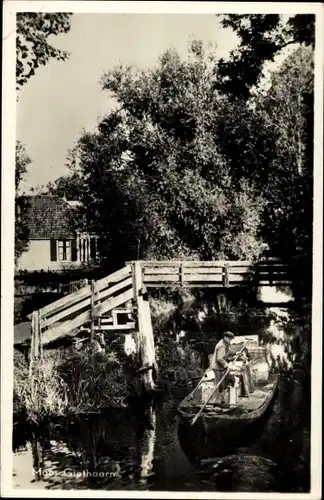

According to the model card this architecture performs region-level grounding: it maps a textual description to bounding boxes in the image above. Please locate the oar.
[190,341,248,426]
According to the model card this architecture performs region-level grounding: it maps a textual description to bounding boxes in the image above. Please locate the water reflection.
[13,378,309,492]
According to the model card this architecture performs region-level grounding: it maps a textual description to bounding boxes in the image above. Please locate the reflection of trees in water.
[154,288,311,382]
[259,308,311,375]
[13,402,157,490]
[201,454,279,492]
[134,404,156,485]
[12,378,309,492]
[262,377,310,492]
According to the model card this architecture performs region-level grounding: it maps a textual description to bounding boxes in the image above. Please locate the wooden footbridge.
[28,259,292,390]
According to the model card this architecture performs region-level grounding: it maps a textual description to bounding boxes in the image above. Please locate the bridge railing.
[29,265,133,345]
[131,260,292,288]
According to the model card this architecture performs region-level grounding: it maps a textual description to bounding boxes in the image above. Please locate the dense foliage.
[14,346,126,423]
[256,47,314,301]
[49,59,312,300]
[215,14,315,100]
[51,43,269,267]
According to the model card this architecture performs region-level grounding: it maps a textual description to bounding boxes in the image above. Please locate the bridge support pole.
[29,310,42,380]
[132,261,157,393]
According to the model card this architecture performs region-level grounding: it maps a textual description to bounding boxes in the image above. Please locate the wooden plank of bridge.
[132,260,260,266]
[90,280,95,342]
[94,287,133,317]
[223,264,229,288]
[141,260,290,287]
[94,323,136,331]
[132,261,157,392]
[38,309,43,360]
[33,265,131,320]
[41,276,133,329]
[42,288,133,346]
[29,311,36,377]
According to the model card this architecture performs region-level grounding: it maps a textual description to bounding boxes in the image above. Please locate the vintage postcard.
[1,1,323,498]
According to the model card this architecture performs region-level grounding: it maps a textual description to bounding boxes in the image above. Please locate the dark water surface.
[13,375,310,492]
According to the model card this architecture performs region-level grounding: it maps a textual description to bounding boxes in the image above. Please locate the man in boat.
[211,331,235,404]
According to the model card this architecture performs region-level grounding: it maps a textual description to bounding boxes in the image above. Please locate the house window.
[58,240,71,261]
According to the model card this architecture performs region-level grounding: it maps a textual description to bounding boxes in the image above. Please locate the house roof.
[25,196,78,239]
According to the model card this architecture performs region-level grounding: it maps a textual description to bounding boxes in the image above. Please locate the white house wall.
[17,240,81,272]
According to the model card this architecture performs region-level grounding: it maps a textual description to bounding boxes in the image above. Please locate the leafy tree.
[45,173,84,201]
[69,42,267,268]
[256,47,314,300]
[57,38,313,310]
[216,14,315,100]
[213,45,314,301]
[16,12,72,91]
[15,142,31,263]
[212,13,314,303]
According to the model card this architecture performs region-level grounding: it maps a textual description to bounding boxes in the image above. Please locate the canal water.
[12,374,310,492]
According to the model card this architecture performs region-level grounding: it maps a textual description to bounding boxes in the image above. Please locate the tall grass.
[13,345,127,424]
[14,350,68,423]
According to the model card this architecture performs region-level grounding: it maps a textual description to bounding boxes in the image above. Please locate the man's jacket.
[210,338,229,371]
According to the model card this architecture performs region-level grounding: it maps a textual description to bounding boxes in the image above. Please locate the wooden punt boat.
[178,338,278,431]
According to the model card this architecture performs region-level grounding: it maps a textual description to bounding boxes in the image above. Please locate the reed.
[13,345,127,424]
[14,350,69,423]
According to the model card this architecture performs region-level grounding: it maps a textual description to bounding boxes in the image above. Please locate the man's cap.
[223,331,235,340]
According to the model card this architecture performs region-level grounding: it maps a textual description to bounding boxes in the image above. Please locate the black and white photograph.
[1,1,323,498]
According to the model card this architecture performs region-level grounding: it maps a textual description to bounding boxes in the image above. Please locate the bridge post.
[132,261,157,393]
[29,310,42,378]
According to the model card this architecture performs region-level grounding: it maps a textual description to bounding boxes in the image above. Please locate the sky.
[17,14,240,191]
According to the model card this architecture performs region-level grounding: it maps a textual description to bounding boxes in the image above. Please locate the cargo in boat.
[178,336,278,430]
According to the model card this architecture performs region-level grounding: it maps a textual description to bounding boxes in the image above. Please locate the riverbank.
[13,291,311,424]
[13,340,200,425]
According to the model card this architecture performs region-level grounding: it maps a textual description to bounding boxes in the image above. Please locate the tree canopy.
[215,14,315,100]
[53,42,268,268]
